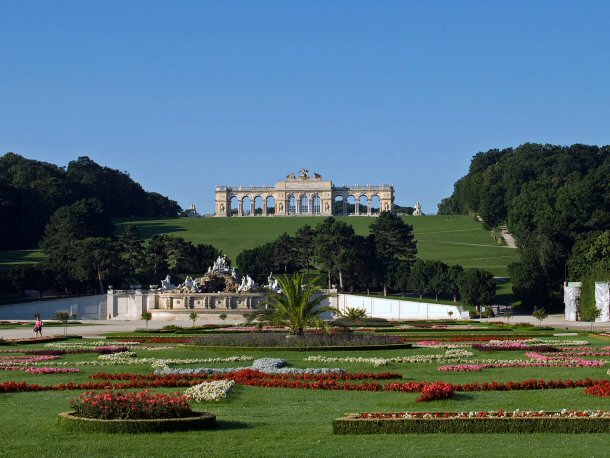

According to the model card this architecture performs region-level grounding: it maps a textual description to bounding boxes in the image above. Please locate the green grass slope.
[0,215,518,277]
[111,215,517,277]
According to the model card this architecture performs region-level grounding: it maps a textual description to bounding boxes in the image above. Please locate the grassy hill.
[1,215,517,277]
[0,215,518,305]
[110,215,517,277]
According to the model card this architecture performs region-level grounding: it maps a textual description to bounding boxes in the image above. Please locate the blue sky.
[2,1,610,214]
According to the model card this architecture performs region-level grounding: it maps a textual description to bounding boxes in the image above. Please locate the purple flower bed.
[191,332,405,348]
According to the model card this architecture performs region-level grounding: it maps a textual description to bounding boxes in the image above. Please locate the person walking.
[33,317,43,338]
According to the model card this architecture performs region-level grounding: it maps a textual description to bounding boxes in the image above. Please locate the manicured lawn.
[0,249,43,271]
[112,215,517,276]
[0,331,608,457]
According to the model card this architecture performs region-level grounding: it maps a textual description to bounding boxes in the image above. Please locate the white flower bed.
[155,358,345,375]
[184,380,235,402]
[98,351,138,360]
[304,350,474,367]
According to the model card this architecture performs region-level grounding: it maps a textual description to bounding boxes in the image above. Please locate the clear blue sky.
[2,1,610,214]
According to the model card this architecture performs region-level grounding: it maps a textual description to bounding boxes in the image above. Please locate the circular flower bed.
[57,390,216,433]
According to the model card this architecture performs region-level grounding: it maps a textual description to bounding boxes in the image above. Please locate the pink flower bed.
[25,367,79,374]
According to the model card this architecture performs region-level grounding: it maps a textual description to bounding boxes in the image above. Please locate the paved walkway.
[2,314,609,340]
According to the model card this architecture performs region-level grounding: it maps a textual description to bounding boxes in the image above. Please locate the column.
[355,201,359,215]
[250,200,255,216]
[309,194,313,214]
[367,197,372,216]
[238,200,243,216]
[263,200,268,216]
[343,199,347,216]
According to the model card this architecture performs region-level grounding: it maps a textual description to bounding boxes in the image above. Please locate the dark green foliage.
[438,143,610,308]
[56,411,216,433]
[313,217,360,290]
[569,231,610,279]
[369,211,417,295]
[0,152,180,250]
[236,242,277,284]
[333,416,610,434]
[459,268,496,308]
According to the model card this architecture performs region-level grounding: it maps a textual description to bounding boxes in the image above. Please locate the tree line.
[0,153,181,250]
[438,143,610,309]
[3,198,218,295]
[3,211,496,310]
[235,213,495,308]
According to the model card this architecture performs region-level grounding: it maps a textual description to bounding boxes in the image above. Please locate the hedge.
[333,414,610,434]
[56,411,216,433]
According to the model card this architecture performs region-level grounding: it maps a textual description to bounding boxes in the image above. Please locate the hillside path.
[500,226,517,248]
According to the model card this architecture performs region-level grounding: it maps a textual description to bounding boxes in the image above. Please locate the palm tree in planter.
[246,273,335,335]
[189,311,199,327]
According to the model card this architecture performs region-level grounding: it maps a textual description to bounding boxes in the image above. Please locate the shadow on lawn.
[116,222,187,238]
[215,420,251,431]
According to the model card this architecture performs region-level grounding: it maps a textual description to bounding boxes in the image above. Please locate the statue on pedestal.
[413,202,423,216]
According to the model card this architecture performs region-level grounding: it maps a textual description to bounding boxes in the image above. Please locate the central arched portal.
[299,195,309,214]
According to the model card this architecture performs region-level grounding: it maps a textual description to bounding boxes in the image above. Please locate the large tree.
[369,211,417,295]
[313,217,359,290]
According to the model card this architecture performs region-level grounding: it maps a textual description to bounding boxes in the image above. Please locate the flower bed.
[416,382,455,402]
[333,410,610,434]
[184,380,235,402]
[154,358,345,376]
[305,350,474,367]
[69,390,193,419]
[585,381,610,398]
[191,333,406,348]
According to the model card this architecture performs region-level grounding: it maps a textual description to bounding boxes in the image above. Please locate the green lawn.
[0,332,608,457]
[112,215,517,277]
[0,249,43,271]
[0,216,517,277]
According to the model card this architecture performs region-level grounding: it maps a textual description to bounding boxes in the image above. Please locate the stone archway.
[265,195,276,215]
[371,195,381,215]
[333,195,344,216]
[346,195,356,215]
[254,196,264,216]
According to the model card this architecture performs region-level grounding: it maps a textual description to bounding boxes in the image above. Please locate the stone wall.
[337,294,467,320]
[0,295,107,320]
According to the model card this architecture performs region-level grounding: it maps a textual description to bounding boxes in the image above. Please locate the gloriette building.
[215,169,394,217]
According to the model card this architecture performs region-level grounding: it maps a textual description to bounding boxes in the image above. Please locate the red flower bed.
[416,382,455,402]
[0,371,604,396]
[69,390,193,419]
[585,381,610,398]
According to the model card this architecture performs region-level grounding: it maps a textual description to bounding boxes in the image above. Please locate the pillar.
[367,197,372,216]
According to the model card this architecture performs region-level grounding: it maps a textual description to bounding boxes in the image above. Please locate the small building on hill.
[214,169,395,217]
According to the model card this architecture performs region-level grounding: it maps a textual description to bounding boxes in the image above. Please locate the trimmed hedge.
[57,411,216,433]
[333,414,610,434]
